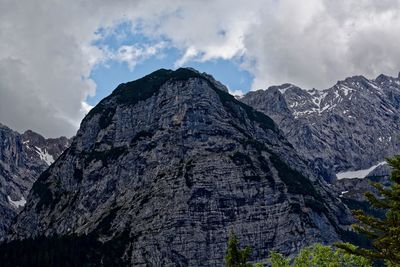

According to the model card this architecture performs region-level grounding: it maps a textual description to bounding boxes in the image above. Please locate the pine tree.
[225,232,252,267]
[335,155,400,266]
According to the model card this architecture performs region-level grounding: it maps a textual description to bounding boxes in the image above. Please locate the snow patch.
[340,85,353,96]
[34,146,54,165]
[368,81,381,91]
[7,195,26,208]
[336,161,387,179]
[334,90,339,98]
[292,90,332,118]
[278,84,294,94]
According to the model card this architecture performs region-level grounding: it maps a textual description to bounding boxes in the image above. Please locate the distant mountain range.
[242,73,400,181]
[0,124,70,238]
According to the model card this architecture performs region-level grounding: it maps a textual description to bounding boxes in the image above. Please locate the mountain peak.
[84,67,240,133]
[8,69,350,265]
[242,70,400,183]
[100,68,225,106]
[270,83,295,93]
[374,73,400,85]
[0,123,71,238]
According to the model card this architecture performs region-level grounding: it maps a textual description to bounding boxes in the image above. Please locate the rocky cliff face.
[242,74,400,181]
[0,124,70,238]
[8,68,352,266]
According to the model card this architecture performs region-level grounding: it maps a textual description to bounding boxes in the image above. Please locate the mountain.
[241,74,400,181]
[5,68,352,266]
[0,123,70,238]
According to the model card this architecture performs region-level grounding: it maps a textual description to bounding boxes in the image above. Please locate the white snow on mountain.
[278,84,295,94]
[336,161,387,180]
[34,146,54,165]
[7,195,26,208]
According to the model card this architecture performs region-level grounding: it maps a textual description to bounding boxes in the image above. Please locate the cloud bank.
[1,0,400,136]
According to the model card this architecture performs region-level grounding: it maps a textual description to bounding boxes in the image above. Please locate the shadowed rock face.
[9,68,352,266]
[242,75,400,182]
[0,124,70,238]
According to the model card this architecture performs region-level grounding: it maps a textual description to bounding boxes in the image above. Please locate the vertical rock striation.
[0,123,70,238]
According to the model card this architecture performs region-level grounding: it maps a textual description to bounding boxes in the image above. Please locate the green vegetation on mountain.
[225,233,252,267]
[224,156,400,266]
[263,244,371,267]
[224,234,371,267]
[336,156,400,266]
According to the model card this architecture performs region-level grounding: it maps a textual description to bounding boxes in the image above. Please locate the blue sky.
[4,0,399,137]
[87,24,253,106]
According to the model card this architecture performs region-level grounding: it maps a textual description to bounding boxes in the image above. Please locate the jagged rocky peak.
[375,73,399,84]
[244,87,293,125]
[9,68,352,265]
[241,72,400,182]
[0,124,71,239]
[22,129,71,165]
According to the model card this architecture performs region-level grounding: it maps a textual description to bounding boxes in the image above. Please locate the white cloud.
[103,42,166,70]
[229,89,245,97]
[1,0,400,137]
[80,101,94,114]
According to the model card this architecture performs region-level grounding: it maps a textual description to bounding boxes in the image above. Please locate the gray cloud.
[1,0,400,137]
[245,0,400,90]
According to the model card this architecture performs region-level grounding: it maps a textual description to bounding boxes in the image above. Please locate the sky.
[1,0,400,137]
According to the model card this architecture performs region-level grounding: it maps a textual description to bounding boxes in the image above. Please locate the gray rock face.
[9,69,352,266]
[0,123,70,238]
[242,75,400,181]
[21,130,71,164]
[331,175,390,222]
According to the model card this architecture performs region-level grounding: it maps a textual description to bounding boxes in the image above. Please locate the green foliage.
[293,244,371,267]
[335,155,400,266]
[258,244,371,267]
[337,228,372,250]
[341,198,385,219]
[268,251,291,267]
[225,233,252,267]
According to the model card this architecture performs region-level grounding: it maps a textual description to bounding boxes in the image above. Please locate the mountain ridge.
[0,124,71,238]
[242,72,400,181]
[6,68,352,266]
